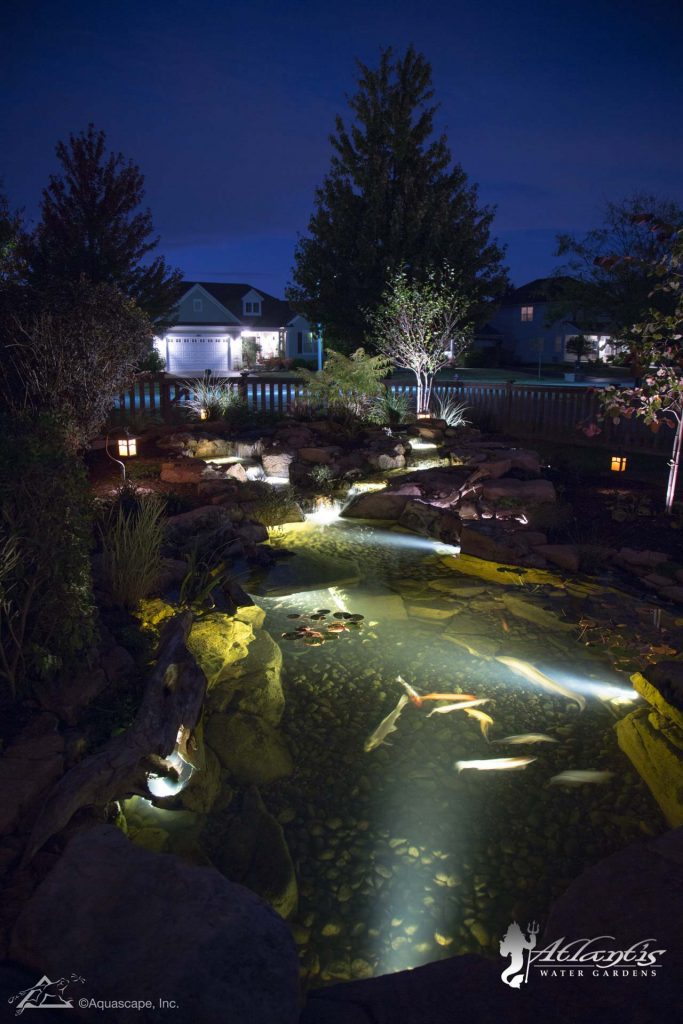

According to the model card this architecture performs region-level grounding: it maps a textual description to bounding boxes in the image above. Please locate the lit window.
[193,298,203,313]
[521,306,534,322]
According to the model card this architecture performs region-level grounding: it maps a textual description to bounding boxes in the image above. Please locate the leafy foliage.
[553,194,683,372]
[585,220,683,511]
[248,484,301,527]
[288,47,508,352]
[29,124,183,324]
[0,279,152,448]
[369,388,413,425]
[368,267,472,413]
[300,347,392,421]
[565,334,598,365]
[0,414,95,698]
[100,491,165,608]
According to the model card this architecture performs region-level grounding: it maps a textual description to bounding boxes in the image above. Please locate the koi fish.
[463,707,494,740]
[455,757,536,773]
[426,698,491,717]
[397,675,475,708]
[495,657,586,712]
[364,695,410,752]
[492,733,558,745]
[550,770,613,786]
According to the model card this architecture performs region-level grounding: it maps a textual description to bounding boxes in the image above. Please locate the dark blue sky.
[2,0,681,297]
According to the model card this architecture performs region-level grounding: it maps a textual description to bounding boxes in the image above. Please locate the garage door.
[167,336,229,374]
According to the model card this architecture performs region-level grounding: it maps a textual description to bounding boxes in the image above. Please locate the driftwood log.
[25,611,207,861]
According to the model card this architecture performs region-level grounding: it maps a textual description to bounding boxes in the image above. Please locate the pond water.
[248,515,667,987]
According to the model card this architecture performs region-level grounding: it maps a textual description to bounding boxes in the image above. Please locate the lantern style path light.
[610,455,628,473]
[105,429,138,481]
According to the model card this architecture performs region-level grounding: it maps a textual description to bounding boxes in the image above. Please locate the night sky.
[2,0,681,297]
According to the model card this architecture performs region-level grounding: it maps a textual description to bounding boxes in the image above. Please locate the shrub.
[242,338,262,368]
[308,464,336,492]
[0,413,95,698]
[136,348,166,373]
[369,389,412,425]
[299,348,391,422]
[100,492,165,608]
[179,378,244,422]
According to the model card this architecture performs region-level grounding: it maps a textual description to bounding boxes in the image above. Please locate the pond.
[246,514,667,987]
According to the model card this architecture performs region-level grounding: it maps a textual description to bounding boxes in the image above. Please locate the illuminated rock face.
[205,712,293,786]
[10,825,299,1024]
[616,665,683,827]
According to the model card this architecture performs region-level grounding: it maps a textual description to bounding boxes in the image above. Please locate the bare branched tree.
[368,267,472,414]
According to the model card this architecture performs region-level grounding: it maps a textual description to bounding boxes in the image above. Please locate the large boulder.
[10,825,299,1024]
[0,717,64,837]
[341,491,409,521]
[459,522,547,567]
[160,457,207,485]
[205,712,293,785]
[479,478,556,504]
[186,613,255,689]
[262,449,294,478]
[207,629,285,724]
[297,446,343,464]
[210,787,298,919]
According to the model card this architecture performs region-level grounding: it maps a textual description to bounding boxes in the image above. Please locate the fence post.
[159,374,170,423]
[504,380,513,431]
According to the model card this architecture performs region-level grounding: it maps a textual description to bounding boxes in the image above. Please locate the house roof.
[178,281,302,329]
[501,276,578,306]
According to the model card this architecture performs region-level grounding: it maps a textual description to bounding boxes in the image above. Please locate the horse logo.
[499,921,539,988]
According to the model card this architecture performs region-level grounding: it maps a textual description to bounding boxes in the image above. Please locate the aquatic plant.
[430,392,471,427]
[100,492,165,608]
[179,377,245,422]
[308,464,336,492]
[249,484,300,527]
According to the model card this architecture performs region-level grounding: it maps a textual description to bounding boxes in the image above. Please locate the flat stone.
[616,707,683,826]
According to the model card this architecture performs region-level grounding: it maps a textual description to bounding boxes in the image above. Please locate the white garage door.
[167,336,229,374]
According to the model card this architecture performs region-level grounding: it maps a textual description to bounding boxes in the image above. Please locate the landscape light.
[117,431,138,458]
[610,455,627,472]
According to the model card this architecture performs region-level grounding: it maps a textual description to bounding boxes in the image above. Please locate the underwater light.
[409,439,438,452]
[263,475,290,487]
[146,749,194,799]
[347,480,388,497]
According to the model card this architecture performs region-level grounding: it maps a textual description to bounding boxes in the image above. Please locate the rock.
[341,492,409,521]
[10,825,299,1024]
[193,437,236,459]
[365,451,406,471]
[160,457,207,484]
[164,505,235,546]
[533,544,580,573]
[262,449,294,478]
[208,629,285,725]
[226,462,249,482]
[187,613,255,688]
[136,597,176,628]
[0,717,65,837]
[616,707,683,826]
[205,712,293,785]
[617,547,669,567]
[500,592,575,631]
[633,663,683,727]
[155,557,190,594]
[298,446,343,464]
[212,786,298,919]
[459,523,546,567]
[479,478,555,504]
[129,825,170,853]
[660,584,683,603]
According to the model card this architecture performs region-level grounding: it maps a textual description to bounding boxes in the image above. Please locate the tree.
[553,193,683,373]
[368,266,472,414]
[288,47,507,353]
[586,220,683,512]
[29,124,183,324]
[565,333,598,367]
[0,280,152,448]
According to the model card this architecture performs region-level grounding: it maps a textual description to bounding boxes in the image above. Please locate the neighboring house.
[488,277,618,365]
[154,282,317,374]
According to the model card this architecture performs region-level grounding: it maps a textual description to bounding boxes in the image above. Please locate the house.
[488,277,618,365]
[154,282,318,374]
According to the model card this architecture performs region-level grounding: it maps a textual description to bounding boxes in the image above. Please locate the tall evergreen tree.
[288,46,508,353]
[29,124,183,324]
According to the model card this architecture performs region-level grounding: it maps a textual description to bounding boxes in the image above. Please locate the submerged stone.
[205,712,293,785]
